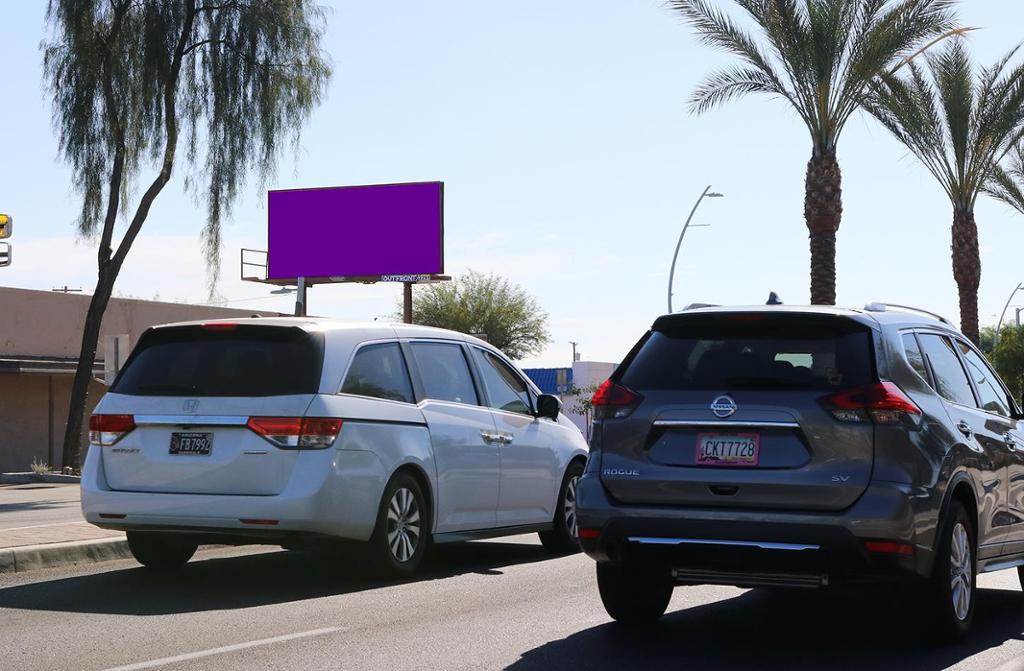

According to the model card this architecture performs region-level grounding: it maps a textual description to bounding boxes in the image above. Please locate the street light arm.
[668,185,712,314]
[996,282,1023,341]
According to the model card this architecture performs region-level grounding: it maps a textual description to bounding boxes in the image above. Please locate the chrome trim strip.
[133,415,249,426]
[626,536,820,552]
[653,420,800,429]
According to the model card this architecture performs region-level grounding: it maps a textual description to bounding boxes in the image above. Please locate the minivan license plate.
[696,433,759,466]
[170,432,212,456]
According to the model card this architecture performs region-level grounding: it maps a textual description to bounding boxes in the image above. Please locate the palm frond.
[690,66,782,114]
[672,0,961,153]
[985,146,1024,215]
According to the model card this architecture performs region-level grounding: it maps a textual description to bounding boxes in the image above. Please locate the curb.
[0,473,81,485]
[0,537,131,574]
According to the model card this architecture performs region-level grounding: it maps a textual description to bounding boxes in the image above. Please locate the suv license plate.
[696,433,759,466]
[169,432,213,456]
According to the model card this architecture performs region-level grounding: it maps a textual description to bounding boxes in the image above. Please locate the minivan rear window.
[112,325,323,397]
[618,315,874,391]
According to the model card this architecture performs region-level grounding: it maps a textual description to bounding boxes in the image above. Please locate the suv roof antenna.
[766,291,784,305]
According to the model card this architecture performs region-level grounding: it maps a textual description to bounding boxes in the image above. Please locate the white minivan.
[81,318,589,575]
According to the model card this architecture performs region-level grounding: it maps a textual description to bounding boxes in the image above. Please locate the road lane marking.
[99,627,345,671]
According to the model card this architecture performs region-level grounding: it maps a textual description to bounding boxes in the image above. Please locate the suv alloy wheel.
[930,501,976,641]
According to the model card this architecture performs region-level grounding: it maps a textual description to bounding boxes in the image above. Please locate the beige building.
[0,286,282,473]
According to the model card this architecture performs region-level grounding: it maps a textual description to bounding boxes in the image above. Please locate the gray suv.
[576,304,1024,640]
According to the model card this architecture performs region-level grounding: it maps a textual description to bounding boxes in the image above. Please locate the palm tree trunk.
[805,150,843,305]
[952,208,981,344]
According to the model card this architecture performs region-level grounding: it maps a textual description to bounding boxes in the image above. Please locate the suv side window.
[956,341,1012,417]
[901,333,931,383]
[341,342,415,403]
[917,334,977,407]
[472,348,533,416]
[409,342,479,406]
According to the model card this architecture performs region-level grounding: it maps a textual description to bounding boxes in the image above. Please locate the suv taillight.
[89,414,136,446]
[246,417,343,449]
[591,380,642,419]
[823,382,922,426]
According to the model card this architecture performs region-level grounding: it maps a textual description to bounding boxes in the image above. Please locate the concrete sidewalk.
[0,483,129,573]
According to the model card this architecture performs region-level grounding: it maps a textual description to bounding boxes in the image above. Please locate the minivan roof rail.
[682,303,719,311]
[863,302,955,327]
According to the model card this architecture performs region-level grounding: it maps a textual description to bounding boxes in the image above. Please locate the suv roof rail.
[681,303,719,311]
[863,302,955,327]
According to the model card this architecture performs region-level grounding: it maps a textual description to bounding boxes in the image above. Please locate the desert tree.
[43,0,331,468]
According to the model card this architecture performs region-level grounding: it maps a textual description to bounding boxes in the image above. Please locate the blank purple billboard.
[267,181,443,280]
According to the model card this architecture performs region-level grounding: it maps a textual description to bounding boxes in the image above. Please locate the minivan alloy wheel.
[564,474,580,538]
[386,487,420,563]
[950,522,972,621]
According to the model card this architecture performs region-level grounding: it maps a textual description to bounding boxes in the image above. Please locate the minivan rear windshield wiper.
[133,383,202,394]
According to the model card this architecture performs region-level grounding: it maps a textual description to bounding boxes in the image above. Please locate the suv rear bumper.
[576,474,932,585]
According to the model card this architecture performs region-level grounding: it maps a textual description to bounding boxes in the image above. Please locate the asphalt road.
[1,535,1023,671]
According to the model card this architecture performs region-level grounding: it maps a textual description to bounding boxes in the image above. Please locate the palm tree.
[671,0,960,305]
[864,41,1024,343]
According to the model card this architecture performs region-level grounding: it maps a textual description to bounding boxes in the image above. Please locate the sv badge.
[832,475,851,483]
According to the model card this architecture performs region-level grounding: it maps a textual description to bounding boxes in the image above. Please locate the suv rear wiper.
[724,376,816,390]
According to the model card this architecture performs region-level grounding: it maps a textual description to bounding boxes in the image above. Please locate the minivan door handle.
[957,420,974,439]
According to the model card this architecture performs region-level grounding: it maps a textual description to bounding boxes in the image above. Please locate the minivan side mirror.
[536,394,561,421]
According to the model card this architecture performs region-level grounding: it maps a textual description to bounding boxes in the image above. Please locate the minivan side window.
[917,334,977,407]
[409,342,479,406]
[341,343,415,404]
[472,349,532,416]
[901,333,931,384]
[956,341,1012,417]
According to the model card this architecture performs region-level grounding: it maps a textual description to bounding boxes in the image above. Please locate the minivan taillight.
[246,417,343,449]
[823,382,922,426]
[592,380,642,419]
[89,414,136,446]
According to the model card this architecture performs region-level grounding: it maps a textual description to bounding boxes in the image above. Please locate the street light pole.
[668,185,724,314]
[995,282,1023,343]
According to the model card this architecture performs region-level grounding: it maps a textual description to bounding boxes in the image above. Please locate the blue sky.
[2,1,1024,368]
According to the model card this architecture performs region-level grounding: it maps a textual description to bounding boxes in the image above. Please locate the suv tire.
[127,531,197,571]
[596,561,673,624]
[929,501,976,641]
[371,472,431,578]
[539,461,584,555]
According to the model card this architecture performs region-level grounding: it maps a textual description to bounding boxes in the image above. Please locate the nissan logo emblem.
[710,395,738,418]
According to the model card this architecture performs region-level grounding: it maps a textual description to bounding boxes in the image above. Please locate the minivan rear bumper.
[576,474,930,585]
[80,443,387,542]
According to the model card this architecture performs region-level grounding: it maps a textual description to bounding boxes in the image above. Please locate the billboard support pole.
[403,282,413,324]
[295,276,307,317]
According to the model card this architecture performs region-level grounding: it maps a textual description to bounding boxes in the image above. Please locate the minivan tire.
[127,531,197,572]
[539,461,585,555]
[371,472,431,579]
[597,561,673,624]
[928,501,976,642]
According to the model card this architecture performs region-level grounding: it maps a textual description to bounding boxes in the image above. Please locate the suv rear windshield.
[112,325,324,397]
[619,315,874,392]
